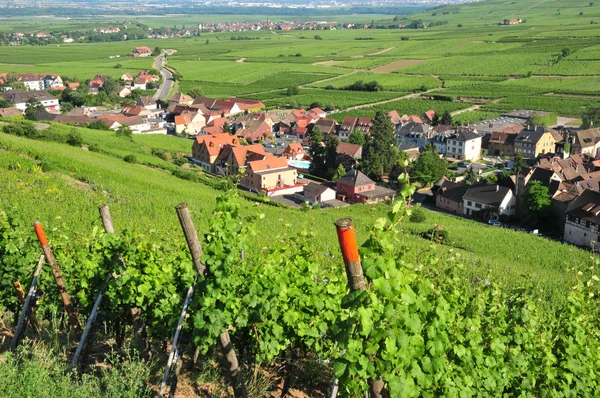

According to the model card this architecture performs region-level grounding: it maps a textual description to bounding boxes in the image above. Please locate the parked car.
[458,162,469,168]
[488,219,502,226]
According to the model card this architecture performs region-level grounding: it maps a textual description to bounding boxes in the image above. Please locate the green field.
[1,0,600,117]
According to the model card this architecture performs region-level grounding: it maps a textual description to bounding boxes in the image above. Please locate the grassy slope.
[0,123,591,305]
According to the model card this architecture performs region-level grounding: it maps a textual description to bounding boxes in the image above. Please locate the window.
[475,203,482,209]
[467,201,472,206]
[587,221,591,228]
[458,142,463,147]
[458,149,462,154]
[584,233,587,237]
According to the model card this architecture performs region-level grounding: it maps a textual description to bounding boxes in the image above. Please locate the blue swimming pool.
[288,160,311,169]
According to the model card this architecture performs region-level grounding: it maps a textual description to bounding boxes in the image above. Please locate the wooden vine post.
[10,254,45,349]
[175,203,248,398]
[335,218,384,398]
[98,204,152,362]
[33,221,81,332]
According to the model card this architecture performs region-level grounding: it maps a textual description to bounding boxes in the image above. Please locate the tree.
[87,120,109,130]
[464,167,477,184]
[99,76,118,96]
[348,129,366,146]
[222,123,232,134]
[332,163,346,181]
[309,102,322,110]
[526,112,546,127]
[361,111,398,179]
[60,102,74,114]
[308,128,339,179]
[116,125,133,141]
[187,86,204,98]
[410,142,448,186]
[0,97,10,108]
[66,128,83,147]
[286,86,299,96]
[582,106,600,129]
[485,173,498,183]
[431,113,440,126]
[152,46,162,56]
[513,151,527,214]
[25,98,45,120]
[440,110,452,126]
[524,180,551,222]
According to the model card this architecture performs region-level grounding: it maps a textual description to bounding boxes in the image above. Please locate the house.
[122,105,151,118]
[22,76,44,91]
[43,75,63,89]
[240,155,302,197]
[229,98,265,113]
[168,92,194,107]
[388,110,403,127]
[503,18,522,25]
[0,107,22,118]
[339,116,357,140]
[175,112,209,135]
[487,130,518,157]
[336,169,396,204]
[308,107,327,118]
[446,130,482,161]
[133,77,147,90]
[130,46,152,57]
[0,90,60,112]
[282,143,305,160]
[137,96,157,110]
[88,77,104,89]
[67,82,80,90]
[564,189,600,250]
[115,86,131,98]
[214,143,265,176]
[423,110,436,124]
[338,141,362,158]
[514,126,561,158]
[435,179,470,214]
[201,117,230,135]
[568,127,600,157]
[463,183,516,217]
[192,134,240,172]
[314,118,337,135]
[301,183,337,205]
[121,73,133,82]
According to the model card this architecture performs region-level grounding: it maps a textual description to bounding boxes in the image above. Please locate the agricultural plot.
[331,98,472,122]
[309,72,440,92]
[245,88,402,110]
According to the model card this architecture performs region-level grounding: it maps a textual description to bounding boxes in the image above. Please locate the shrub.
[151,148,168,161]
[409,204,427,223]
[66,130,83,147]
[422,224,449,243]
[123,154,137,163]
[173,157,187,166]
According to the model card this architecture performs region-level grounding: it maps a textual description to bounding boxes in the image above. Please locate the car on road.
[488,219,502,226]
[263,143,275,148]
[458,162,469,168]
[277,141,285,147]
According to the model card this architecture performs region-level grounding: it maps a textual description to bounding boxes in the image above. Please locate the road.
[154,53,173,101]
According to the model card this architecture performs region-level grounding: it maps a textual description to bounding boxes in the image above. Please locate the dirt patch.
[367,46,396,56]
[312,60,346,67]
[371,59,428,74]
[236,58,246,63]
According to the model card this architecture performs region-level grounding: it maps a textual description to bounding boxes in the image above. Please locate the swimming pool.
[288,160,311,169]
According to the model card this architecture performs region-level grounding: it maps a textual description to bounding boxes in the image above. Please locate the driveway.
[154,54,173,100]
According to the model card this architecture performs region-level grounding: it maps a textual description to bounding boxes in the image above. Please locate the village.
[1,58,599,252]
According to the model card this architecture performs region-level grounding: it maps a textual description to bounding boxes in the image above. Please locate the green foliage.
[0,344,152,398]
[116,125,133,141]
[409,143,448,186]
[123,154,137,163]
[66,128,83,147]
[440,110,452,126]
[524,180,551,222]
[308,128,339,180]
[348,129,367,146]
[362,111,398,179]
[332,163,347,181]
[187,86,204,98]
[409,204,426,223]
[286,86,299,96]
[582,105,600,129]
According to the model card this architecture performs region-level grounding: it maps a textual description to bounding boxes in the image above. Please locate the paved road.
[154,54,173,101]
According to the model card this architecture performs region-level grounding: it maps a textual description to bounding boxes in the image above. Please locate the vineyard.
[1,119,600,395]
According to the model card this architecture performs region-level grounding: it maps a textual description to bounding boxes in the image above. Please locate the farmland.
[0,0,600,116]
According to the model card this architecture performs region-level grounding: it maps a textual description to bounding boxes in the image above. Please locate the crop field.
[0,0,599,121]
[331,98,473,121]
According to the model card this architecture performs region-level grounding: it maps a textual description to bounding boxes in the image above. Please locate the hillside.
[0,121,590,303]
